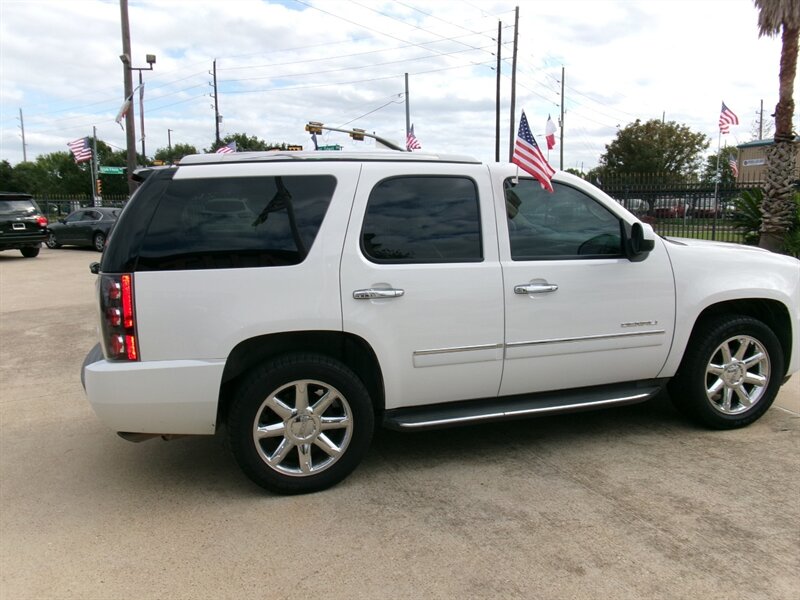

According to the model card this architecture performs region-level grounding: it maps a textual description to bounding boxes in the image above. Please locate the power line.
[348,0,496,57]
[291,0,490,70]
[219,44,495,85]
[219,29,503,73]
[222,59,496,95]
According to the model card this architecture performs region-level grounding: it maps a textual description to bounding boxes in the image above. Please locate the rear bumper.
[82,346,225,435]
[0,234,45,249]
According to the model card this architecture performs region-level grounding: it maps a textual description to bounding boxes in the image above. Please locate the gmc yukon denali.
[82,150,800,494]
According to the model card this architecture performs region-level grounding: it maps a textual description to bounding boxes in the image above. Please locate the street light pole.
[129,54,156,160]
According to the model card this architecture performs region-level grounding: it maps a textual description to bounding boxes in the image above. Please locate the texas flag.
[545,115,557,150]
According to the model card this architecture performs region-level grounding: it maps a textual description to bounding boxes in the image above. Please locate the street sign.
[317,145,342,151]
[98,166,126,175]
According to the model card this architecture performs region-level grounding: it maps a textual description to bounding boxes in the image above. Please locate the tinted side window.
[136,175,336,271]
[505,179,622,259]
[361,176,482,263]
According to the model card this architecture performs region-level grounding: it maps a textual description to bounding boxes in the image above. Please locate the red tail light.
[100,274,139,361]
[36,216,48,227]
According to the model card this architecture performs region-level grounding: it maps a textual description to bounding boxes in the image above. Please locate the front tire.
[93,232,106,252]
[668,315,784,429]
[228,353,374,494]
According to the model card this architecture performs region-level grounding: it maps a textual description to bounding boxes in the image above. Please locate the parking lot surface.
[1,248,798,599]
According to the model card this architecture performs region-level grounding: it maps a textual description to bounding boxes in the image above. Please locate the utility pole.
[18,108,27,162]
[168,128,173,152]
[759,99,764,140]
[559,66,565,170]
[495,21,501,162]
[404,72,410,146]
[119,0,136,194]
[507,6,519,161]
[212,59,221,145]
[92,126,101,207]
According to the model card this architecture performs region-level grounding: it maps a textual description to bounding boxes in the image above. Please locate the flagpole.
[712,129,721,240]
[88,139,96,207]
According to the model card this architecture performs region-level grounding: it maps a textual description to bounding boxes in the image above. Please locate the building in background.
[735,137,800,183]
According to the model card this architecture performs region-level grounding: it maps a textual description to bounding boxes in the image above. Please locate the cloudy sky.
[0,0,786,172]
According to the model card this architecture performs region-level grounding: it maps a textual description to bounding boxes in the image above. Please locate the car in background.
[687,198,720,218]
[616,198,649,217]
[0,192,48,258]
[653,197,686,219]
[46,207,121,252]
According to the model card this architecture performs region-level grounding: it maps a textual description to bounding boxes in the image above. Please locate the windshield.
[0,200,37,215]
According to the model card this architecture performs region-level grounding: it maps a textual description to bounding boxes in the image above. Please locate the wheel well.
[694,299,793,376]
[217,331,384,424]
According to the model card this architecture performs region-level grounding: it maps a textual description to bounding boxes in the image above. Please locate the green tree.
[598,119,709,181]
[754,0,799,252]
[701,146,739,184]
[31,152,92,196]
[0,160,19,191]
[153,143,198,165]
[207,133,272,153]
[564,168,585,178]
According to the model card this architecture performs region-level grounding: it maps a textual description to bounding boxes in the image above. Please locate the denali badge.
[621,320,658,328]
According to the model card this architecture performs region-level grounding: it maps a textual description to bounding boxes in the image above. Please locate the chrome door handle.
[353,288,405,299]
[514,283,558,294]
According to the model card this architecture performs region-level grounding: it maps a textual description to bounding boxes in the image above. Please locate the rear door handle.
[353,288,405,299]
[514,283,558,294]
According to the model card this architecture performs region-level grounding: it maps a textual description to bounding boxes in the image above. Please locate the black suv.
[0,193,48,258]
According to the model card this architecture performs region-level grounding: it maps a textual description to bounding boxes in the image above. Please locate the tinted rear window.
[361,176,482,263]
[136,175,336,271]
[0,200,38,215]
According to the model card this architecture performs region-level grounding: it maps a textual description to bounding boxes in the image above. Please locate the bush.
[732,189,800,256]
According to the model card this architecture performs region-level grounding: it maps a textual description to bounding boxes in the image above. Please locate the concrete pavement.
[1,248,798,599]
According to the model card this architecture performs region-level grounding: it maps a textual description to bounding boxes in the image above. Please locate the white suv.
[82,150,800,494]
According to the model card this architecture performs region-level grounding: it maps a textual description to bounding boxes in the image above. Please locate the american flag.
[512,111,555,192]
[67,137,92,163]
[406,124,421,151]
[216,141,237,154]
[719,102,739,134]
[729,156,739,177]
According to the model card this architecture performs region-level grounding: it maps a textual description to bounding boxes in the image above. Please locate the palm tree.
[754,0,799,252]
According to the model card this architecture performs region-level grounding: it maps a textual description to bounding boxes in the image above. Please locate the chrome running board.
[382,380,665,431]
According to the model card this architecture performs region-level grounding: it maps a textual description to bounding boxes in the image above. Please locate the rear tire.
[668,315,783,429]
[20,246,40,258]
[93,232,106,252]
[228,353,374,494]
[45,234,61,249]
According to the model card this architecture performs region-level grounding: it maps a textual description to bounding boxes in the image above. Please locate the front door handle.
[353,288,405,299]
[514,282,558,295]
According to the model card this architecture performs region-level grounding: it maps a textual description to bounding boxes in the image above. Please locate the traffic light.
[350,128,365,141]
[96,179,102,196]
[287,145,303,151]
[305,121,323,134]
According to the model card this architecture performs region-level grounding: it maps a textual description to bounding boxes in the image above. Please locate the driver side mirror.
[625,222,655,262]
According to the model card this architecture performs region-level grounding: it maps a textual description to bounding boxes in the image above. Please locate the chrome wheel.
[93,232,106,252]
[253,378,353,477]
[705,335,770,415]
